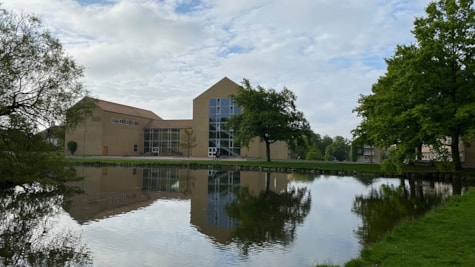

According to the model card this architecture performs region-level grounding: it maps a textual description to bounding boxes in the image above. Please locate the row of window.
[144,128,180,154]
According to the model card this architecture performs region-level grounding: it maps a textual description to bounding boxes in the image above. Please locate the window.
[143,128,180,154]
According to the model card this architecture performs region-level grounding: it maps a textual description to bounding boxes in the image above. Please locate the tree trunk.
[451,129,462,170]
[265,140,271,162]
[416,143,423,161]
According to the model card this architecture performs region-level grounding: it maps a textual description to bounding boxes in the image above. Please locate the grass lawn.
[67,156,475,179]
[346,188,475,267]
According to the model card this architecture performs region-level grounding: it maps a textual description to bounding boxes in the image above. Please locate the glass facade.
[208,98,241,157]
[144,128,180,154]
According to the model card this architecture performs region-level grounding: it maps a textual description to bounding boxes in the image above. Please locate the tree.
[0,6,89,185]
[180,129,197,158]
[354,45,428,167]
[291,131,332,160]
[227,79,311,162]
[353,0,475,170]
[306,145,323,160]
[324,136,350,161]
[319,135,334,155]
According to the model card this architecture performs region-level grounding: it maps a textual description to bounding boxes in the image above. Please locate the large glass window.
[208,98,241,157]
[144,128,180,154]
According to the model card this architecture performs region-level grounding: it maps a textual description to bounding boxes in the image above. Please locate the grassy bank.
[346,188,475,267]
[67,156,475,179]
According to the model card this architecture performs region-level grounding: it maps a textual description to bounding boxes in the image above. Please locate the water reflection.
[225,173,312,256]
[0,184,91,266]
[67,167,192,223]
[352,178,457,247]
[189,169,301,247]
[2,166,464,266]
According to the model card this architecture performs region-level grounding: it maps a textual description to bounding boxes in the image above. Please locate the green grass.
[346,188,475,267]
[66,156,475,179]
[67,157,384,171]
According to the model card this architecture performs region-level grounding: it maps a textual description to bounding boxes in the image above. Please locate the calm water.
[0,166,463,267]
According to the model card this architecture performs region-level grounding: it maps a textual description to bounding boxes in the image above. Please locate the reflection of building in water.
[207,170,240,229]
[67,166,290,244]
[66,166,190,224]
[190,170,289,244]
[143,168,180,192]
[419,180,456,198]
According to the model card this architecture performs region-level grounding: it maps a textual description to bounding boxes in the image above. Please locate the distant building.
[354,139,475,167]
[421,137,475,167]
[354,145,384,163]
[65,77,288,159]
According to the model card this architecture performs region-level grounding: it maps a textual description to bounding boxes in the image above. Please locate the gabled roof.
[94,98,162,120]
[193,77,240,100]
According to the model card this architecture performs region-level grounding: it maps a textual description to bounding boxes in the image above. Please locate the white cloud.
[2,0,432,138]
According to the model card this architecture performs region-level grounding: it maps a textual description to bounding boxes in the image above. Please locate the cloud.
[2,0,432,138]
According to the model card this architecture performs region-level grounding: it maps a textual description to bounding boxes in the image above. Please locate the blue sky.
[2,0,433,138]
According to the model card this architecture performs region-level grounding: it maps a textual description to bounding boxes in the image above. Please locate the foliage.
[67,141,78,155]
[353,0,475,170]
[225,181,311,255]
[0,6,89,186]
[0,118,82,187]
[352,179,445,247]
[227,79,311,162]
[0,184,92,266]
[306,145,324,160]
[180,129,197,158]
[348,185,475,266]
[0,6,88,131]
[293,132,336,160]
[324,136,350,161]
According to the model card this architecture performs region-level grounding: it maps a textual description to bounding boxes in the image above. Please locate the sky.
[2,0,433,139]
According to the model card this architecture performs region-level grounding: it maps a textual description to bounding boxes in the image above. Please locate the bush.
[67,141,78,155]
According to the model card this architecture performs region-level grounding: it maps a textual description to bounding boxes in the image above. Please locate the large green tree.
[353,0,475,170]
[0,6,89,186]
[227,79,311,162]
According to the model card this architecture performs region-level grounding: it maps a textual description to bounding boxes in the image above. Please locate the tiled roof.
[95,99,162,120]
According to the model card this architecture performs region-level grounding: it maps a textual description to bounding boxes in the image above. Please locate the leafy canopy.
[227,79,311,161]
[0,6,89,186]
[353,0,475,170]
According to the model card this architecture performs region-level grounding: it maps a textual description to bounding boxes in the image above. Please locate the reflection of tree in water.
[352,178,450,247]
[0,184,92,266]
[225,182,311,256]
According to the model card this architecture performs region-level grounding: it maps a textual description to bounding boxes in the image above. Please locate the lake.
[0,166,464,267]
